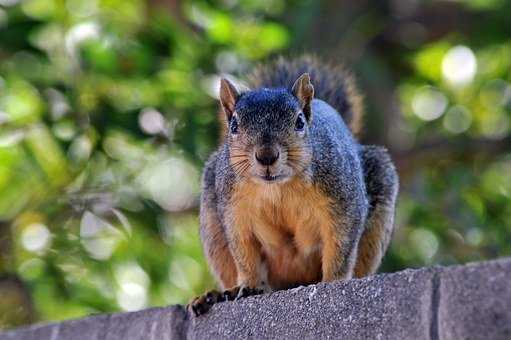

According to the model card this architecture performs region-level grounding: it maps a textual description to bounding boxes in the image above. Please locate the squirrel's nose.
[255,148,279,166]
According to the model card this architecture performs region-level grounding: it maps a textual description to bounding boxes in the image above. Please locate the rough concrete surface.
[1,258,510,340]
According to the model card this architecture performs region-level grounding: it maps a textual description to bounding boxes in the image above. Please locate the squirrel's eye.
[230,116,239,134]
[295,113,305,131]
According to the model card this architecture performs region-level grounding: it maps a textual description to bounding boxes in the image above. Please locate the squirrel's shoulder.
[310,99,351,134]
[202,146,234,194]
[309,98,359,153]
[308,99,365,194]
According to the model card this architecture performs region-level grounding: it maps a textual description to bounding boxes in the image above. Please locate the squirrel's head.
[219,73,314,184]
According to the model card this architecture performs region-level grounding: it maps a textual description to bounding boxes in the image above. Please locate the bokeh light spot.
[68,134,92,162]
[443,105,472,134]
[137,156,199,212]
[138,108,166,135]
[411,86,447,121]
[21,223,51,253]
[466,228,483,247]
[65,21,100,57]
[410,228,439,261]
[115,263,150,311]
[80,211,122,260]
[0,0,19,6]
[442,45,477,86]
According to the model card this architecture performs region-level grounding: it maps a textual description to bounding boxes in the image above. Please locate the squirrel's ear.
[291,73,314,121]
[219,78,240,121]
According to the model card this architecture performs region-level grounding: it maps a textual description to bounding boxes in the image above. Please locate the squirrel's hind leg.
[354,146,399,278]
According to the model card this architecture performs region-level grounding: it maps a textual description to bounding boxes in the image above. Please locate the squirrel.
[190,56,399,316]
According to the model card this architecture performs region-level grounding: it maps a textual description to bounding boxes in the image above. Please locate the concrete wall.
[1,258,510,340]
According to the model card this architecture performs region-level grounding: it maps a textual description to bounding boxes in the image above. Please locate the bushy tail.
[247,55,364,135]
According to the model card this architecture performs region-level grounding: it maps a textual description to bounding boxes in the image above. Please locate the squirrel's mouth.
[253,165,291,183]
[258,167,287,182]
[260,174,283,182]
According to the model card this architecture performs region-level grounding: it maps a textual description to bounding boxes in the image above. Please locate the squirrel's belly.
[255,189,329,289]
[232,177,335,289]
[263,243,322,290]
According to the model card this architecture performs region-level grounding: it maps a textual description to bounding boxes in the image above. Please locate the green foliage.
[0,0,289,327]
[0,0,510,329]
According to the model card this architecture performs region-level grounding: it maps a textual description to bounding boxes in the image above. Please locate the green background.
[1,0,510,328]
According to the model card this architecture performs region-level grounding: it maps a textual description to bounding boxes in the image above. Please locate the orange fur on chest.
[231,178,335,288]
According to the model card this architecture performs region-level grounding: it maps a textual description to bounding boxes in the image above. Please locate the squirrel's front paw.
[189,285,266,316]
[188,289,227,316]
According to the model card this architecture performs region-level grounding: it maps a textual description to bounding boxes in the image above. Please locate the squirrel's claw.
[222,288,238,301]
[235,285,264,300]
